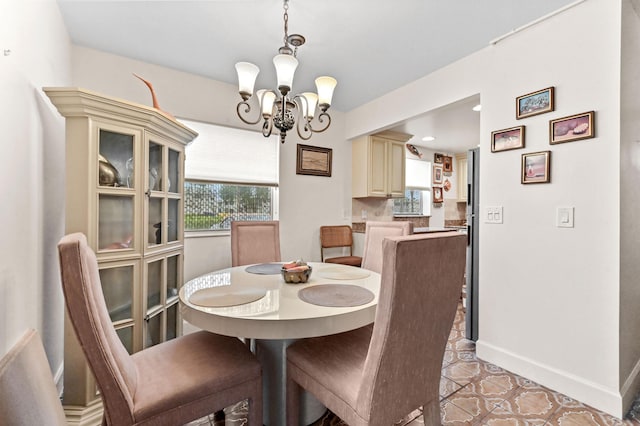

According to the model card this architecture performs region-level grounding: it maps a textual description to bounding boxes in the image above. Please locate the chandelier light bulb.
[315,76,337,110]
[257,90,276,117]
[301,92,318,119]
[273,54,298,95]
[235,62,260,100]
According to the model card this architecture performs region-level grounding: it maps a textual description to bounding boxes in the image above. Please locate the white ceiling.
[57,0,576,153]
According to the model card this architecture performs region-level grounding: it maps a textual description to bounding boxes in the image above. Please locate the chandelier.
[234,0,337,144]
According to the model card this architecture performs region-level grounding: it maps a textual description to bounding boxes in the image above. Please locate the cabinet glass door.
[147,259,163,311]
[115,326,134,354]
[144,312,162,348]
[148,142,163,192]
[99,130,134,188]
[167,255,179,300]
[167,199,179,242]
[168,148,180,194]
[99,265,134,322]
[148,197,163,245]
[166,303,178,340]
[98,195,134,250]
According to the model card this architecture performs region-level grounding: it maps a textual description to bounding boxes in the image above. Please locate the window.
[393,190,425,215]
[393,158,431,216]
[185,182,276,230]
[180,120,279,231]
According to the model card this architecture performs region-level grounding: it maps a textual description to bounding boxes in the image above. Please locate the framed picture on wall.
[521,151,551,184]
[432,164,443,185]
[491,126,525,153]
[549,111,595,144]
[296,144,332,177]
[516,86,555,119]
[443,156,453,173]
[434,153,444,163]
[433,186,444,203]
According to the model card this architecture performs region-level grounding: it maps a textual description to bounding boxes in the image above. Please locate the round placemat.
[189,288,267,307]
[317,267,371,280]
[245,263,283,275]
[298,284,374,307]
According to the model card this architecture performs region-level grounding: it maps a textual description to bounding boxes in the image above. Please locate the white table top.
[179,262,380,340]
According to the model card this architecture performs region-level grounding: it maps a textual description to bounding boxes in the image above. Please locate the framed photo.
[492,126,525,153]
[432,164,443,185]
[516,87,555,119]
[443,156,453,173]
[434,153,444,163]
[521,151,551,184]
[549,111,595,144]
[296,144,332,177]
[433,186,443,203]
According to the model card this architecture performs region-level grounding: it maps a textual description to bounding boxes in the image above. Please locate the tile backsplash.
[444,199,467,225]
[352,198,395,222]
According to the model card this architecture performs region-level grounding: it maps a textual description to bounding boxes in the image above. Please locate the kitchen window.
[393,158,432,216]
[394,190,429,215]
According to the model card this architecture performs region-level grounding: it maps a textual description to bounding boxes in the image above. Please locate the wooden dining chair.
[360,221,413,273]
[286,232,467,425]
[57,233,263,426]
[320,225,362,267]
[231,220,281,266]
[0,329,67,425]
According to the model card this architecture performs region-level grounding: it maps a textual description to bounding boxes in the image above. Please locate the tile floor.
[188,304,640,425]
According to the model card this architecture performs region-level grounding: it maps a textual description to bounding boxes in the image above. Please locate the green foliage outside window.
[185,181,275,231]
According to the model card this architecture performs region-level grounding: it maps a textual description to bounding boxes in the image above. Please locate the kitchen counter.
[414,227,464,234]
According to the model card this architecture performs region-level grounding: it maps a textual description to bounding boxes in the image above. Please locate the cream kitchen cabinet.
[44,87,197,425]
[352,130,412,198]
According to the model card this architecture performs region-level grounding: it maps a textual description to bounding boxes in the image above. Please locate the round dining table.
[179,261,380,426]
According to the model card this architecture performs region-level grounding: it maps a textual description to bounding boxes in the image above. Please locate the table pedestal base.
[256,339,326,426]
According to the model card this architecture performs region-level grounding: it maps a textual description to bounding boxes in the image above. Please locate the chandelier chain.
[283,0,289,46]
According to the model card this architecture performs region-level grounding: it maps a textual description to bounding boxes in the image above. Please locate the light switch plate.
[484,206,503,224]
[556,207,574,228]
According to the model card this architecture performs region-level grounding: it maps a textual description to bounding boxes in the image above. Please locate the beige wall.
[1,0,71,389]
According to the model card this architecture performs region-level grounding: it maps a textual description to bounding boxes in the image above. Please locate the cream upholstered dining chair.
[320,225,362,267]
[0,329,67,426]
[286,232,466,425]
[57,233,262,426]
[231,220,281,266]
[360,221,413,273]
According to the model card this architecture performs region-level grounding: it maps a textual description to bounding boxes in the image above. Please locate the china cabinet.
[456,153,468,202]
[352,130,412,198]
[44,87,197,425]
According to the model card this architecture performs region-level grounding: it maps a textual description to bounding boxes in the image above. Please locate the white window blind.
[180,119,279,185]
[405,158,432,190]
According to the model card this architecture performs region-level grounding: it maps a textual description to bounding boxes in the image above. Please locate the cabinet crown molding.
[43,87,198,144]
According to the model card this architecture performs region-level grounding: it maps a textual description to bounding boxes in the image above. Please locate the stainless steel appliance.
[466,148,480,341]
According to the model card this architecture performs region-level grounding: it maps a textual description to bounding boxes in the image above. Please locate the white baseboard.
[476,339,624,418]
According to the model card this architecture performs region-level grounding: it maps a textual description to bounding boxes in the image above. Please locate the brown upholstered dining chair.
[231,220,281,266]
[286,232,466,426]
[360,220,413,273]
[57,233,262,426]
[0,329,67,426]
[320,225,362,267]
